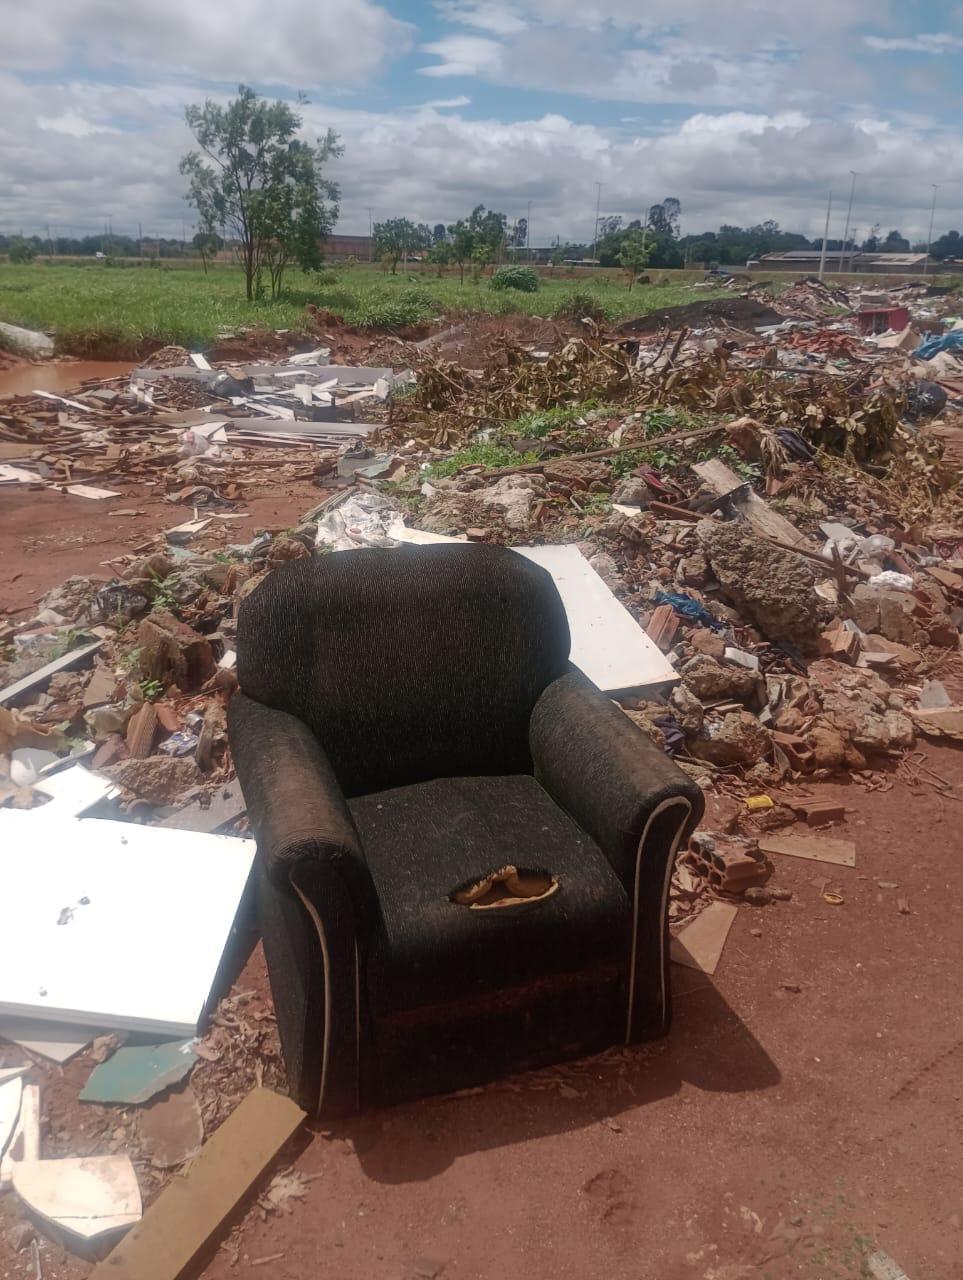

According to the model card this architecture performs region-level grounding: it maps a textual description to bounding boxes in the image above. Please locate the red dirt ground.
[192,748,963,1280]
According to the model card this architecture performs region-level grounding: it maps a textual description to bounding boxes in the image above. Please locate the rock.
[419,491,498,535]
[266,534,311,567]
[850,583,918,645]
[808,721,863,771]
[681,654,756,702]
[39,576,100,623]
[542,459,610,489]
[138,610,215,692]
[697,520,829,648]
[475,475,535,530]
[927,614,960,648]
[123,553,174,594]
[669,683,705,735]
[104,755,201,806]
[680,552,708,587]
[851,709,915,754]
[692,712,771,766]
[5,1221,35,1253]
[688,628,726,660]
[611,476,650,507]
[588,551,621,590]
[743,886,771,906]
[770,886,793,901]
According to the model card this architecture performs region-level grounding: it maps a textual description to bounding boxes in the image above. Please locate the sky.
[3,0,963,245]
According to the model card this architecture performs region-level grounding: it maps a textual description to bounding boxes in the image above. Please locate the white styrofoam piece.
[189,352,212,371]
[0,812,256,1036]
[513,544,678,692]
[0,1017,98,1063]
[66,485,122,500]
[0,1076,22,1160]
[32,763,118,816]
[10,748,60,787]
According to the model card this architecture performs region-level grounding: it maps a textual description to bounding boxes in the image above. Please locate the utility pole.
[924,183,938,275]
[839,170,857,274]
[591,182,602,262]
[367,207,373,262]
[527,199,532,264]
[139,221,143,260]
[182,215,187,256]
[45,224,52,259]
[818,189,833,281]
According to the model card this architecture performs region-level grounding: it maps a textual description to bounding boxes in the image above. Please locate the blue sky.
[3,0,963,243]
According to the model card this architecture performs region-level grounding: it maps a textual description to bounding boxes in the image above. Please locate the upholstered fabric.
[349,774,628,1016]
[235,545,571,798]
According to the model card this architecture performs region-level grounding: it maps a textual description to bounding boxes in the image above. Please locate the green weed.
[426,441,536,478]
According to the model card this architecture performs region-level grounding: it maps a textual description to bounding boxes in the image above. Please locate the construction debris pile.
[1,276,963,1273]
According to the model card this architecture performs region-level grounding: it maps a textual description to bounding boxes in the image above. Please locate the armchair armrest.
[530,670,704,1043]
[228,692,376,1114]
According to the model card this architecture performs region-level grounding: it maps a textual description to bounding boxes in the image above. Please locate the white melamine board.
[0,812,255,1036]
[513,544,678,692]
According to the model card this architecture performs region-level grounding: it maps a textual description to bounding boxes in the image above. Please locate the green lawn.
[0,261,727,354]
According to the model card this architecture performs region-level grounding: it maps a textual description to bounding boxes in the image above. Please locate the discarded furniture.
[229,545,703,1115]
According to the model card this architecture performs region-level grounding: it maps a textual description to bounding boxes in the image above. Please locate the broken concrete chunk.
[681,654,756,703]
[697,519,829,648]
[103,755,201,806]
[692,711,771,766]
[137,610,214,692]
[669,683,704,735]
[474,475,535,530]
[849,583,919,646]
[611,476,650,508]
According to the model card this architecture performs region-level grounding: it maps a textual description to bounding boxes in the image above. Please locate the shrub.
[490,265,539,293]
[7,237,37,264]
[551,290,608,323]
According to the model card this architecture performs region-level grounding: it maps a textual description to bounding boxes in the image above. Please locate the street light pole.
[591,182,602,262]
[839,170,857,274]
[925,184,938,275]
[818,190,833,281]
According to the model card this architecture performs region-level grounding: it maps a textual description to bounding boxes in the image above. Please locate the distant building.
[757,249,934,273]
[323,234,373,260]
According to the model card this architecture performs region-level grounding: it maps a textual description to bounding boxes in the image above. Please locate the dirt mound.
[617,295,786,334]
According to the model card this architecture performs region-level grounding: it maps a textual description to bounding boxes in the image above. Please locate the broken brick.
[138,610,215,692]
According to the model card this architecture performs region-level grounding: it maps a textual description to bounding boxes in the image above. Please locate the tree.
[510,216,528,248]
[447,219,475,283]
[470,241,492,280]
[597,215,622,238]
[180,84,341,303]
[467,204,507,258]
[861,223,881,253]
[432,223,447,244]
[647,198,681,238]
[192,230,223,274]
[931,230,963,261]
[618,229,650,288]
[373,218,430,273]
[883,229,910,252]
[428,240,453,275]
[7,236,36,264]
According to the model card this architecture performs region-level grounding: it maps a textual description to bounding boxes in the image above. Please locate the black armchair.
[229,545,703,1115]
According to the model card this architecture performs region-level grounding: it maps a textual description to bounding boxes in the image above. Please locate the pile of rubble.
[1,276,963,1272]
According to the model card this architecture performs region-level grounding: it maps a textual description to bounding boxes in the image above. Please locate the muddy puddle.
[0,361,132,398]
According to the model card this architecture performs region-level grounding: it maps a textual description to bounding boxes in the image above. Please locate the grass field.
[0,261,728,354]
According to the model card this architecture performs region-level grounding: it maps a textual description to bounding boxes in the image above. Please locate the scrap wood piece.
[645,603,679,651]
[758,833,856,867]
[0,639,102,706]
[691,458,819,553]
[670,902,738,976]
[90,1088,305,1280]
[126,701,158,760]
[12,1155,142,1243]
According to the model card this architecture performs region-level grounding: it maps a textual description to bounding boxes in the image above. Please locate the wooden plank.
[670,902,738,976]
[758,833,856,867]
[0,640,102,706]
[90,1088,305,1280]
[692,458,818,552]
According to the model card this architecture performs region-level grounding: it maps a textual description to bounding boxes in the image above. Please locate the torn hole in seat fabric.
[450,865,559,910]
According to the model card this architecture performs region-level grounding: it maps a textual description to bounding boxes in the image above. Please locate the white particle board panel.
[513,544,677,693]
[0,811,255,1037]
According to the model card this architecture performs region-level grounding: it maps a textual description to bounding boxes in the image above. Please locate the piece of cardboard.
[758,833,856,867]
[670,902,739,976]
[90,1088,305,1280]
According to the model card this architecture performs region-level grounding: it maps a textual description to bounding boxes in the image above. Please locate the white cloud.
[417,96,473,109]
[419,35,503,77]
[37,112,121,138]
[1,0,412,87]
[865,32,963,54]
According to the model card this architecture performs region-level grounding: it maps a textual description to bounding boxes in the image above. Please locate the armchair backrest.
[236,544,571,796]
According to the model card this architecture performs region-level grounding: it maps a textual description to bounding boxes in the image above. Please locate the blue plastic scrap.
[653,590,726,632]
[913,331,963,361]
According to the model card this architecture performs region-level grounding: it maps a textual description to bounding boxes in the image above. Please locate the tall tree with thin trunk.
[181,85,341,302]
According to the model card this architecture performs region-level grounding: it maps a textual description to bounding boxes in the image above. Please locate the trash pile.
[2,278,963,1271]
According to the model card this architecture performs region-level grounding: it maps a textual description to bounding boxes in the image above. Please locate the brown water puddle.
[0,360,132,398]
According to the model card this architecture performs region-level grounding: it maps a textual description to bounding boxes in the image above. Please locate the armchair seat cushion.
[349,774,629,1019]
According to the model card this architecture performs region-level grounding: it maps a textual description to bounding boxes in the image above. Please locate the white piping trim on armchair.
[292,880,360,1114]
[624,796,693,1044]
